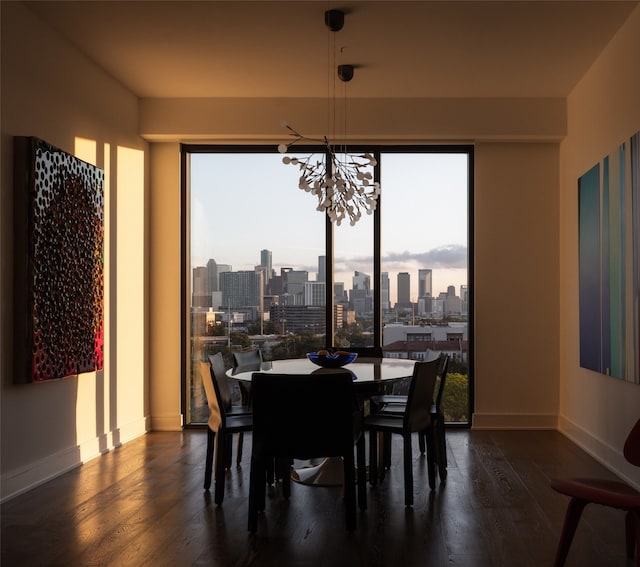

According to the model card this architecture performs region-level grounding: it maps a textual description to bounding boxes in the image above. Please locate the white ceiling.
[24,0,638,99]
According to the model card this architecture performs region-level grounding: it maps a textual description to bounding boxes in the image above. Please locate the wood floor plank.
[1,429,635,567]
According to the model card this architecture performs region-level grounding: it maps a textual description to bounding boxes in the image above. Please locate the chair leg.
[236,432,244,466]
[436,415,447,481]
[554,498,588,567]
[248,453,266,532]
[369,429,379,486]
[425,425,436,490]
[204,428,215,490]
[265,457,275,485]
[343,450,357,531]
[280,457,291,499]
[403,433,413,507]
[214,431,227,506]
[357,435,367,511]
[626,510,640,562]
[225,435,233,470]
[382,432,392,474]
[418,431,426,454]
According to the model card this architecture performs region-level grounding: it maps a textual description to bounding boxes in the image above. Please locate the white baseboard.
[557,415,640,490]
[472,412,558,429]
[1,418,148,503]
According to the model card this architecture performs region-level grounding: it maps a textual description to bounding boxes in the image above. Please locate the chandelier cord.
[277,9,380,226]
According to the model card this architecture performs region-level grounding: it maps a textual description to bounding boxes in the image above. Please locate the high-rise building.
[397,272,411,307]
[334,282,347,305]
[219,270,263,315]
[317,255,326,282]
[304,281,325,306]
[192,266,210,307]
[216,264,232,291]
[260,249,272,283]
[418,268,432,298]
[381,272,390,312]
[284,270,308,305]
[351,271,372,315]
[206,258,217,292]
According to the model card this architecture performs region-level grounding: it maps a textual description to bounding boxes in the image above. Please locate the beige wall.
[146,102,565,436]
[474,142,560,429]
[559,5,640,486]
[0,2,149,500]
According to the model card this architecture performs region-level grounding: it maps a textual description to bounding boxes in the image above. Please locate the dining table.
[227,356,416,486]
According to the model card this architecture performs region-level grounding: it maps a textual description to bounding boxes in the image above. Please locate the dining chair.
[372,354,450,482]
[232,347,263,368]
[201,355,252,506]
[365,357,440,506]
[248,371,367,532]
[230,348,263,465]
[549,417,640,566]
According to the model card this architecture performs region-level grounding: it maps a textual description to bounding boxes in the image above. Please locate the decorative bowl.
[307,351,358,368]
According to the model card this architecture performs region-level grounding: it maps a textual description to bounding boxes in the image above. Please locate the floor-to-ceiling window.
[182,145,473,426]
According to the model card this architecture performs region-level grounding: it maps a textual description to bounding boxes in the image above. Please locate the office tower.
[447,285,456,297]
[334,282,347,305]
[460,284,469,317]
[418,268,432,298]
[304,281,326,306]
[318,255,326,282]
[260,249,272,283]
[381,272,390,311]
[219,270,263,311]
[214,263,232,293]
[352,271,371,293]
[351,271,372,315]
[284,270,309,305]
[192,266,210,307]
[397,272,411,307]
[206,258,217,291]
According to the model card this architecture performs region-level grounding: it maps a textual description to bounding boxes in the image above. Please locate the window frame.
[180,143,474,427]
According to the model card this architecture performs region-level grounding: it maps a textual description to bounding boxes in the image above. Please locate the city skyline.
[190,151,468,302]
[195,250,466,306]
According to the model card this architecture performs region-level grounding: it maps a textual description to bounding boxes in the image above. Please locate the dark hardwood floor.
[1,428,635,566]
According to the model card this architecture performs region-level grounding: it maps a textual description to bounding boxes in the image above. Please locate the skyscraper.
[260,249,272,283]
[220,270,263,312]
[317,255,326,282]
[397,272,411,307]
[192,266,210,307]
[206,258,217,291]
[418,268,432,298]
[381,272,390,312]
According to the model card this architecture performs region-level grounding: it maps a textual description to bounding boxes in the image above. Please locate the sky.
[190,150,469,303]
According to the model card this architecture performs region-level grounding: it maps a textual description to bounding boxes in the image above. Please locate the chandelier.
[278,10,380,227]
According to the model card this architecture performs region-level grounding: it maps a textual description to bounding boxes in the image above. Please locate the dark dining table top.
[227,357,416,388]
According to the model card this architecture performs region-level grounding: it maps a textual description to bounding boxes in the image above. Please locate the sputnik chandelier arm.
[278,121,380,226]
[277,10,381,227]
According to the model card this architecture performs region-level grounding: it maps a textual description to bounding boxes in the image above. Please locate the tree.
[442,372,468,422]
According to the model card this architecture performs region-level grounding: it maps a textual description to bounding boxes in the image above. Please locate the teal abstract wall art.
[579,131,639,384]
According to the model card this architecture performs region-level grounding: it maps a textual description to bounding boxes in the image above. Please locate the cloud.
[385,245,468,269]
[336,244,467,271]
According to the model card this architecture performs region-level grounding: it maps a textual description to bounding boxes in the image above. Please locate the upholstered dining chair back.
[232,348,263,369]
[248,370,365,532]
[200,360,222,432]
[251,371,357,458]
[403,358,440,433]
[208,353,234,414]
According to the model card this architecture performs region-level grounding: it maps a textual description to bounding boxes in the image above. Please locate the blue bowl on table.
[307,351,358,368]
